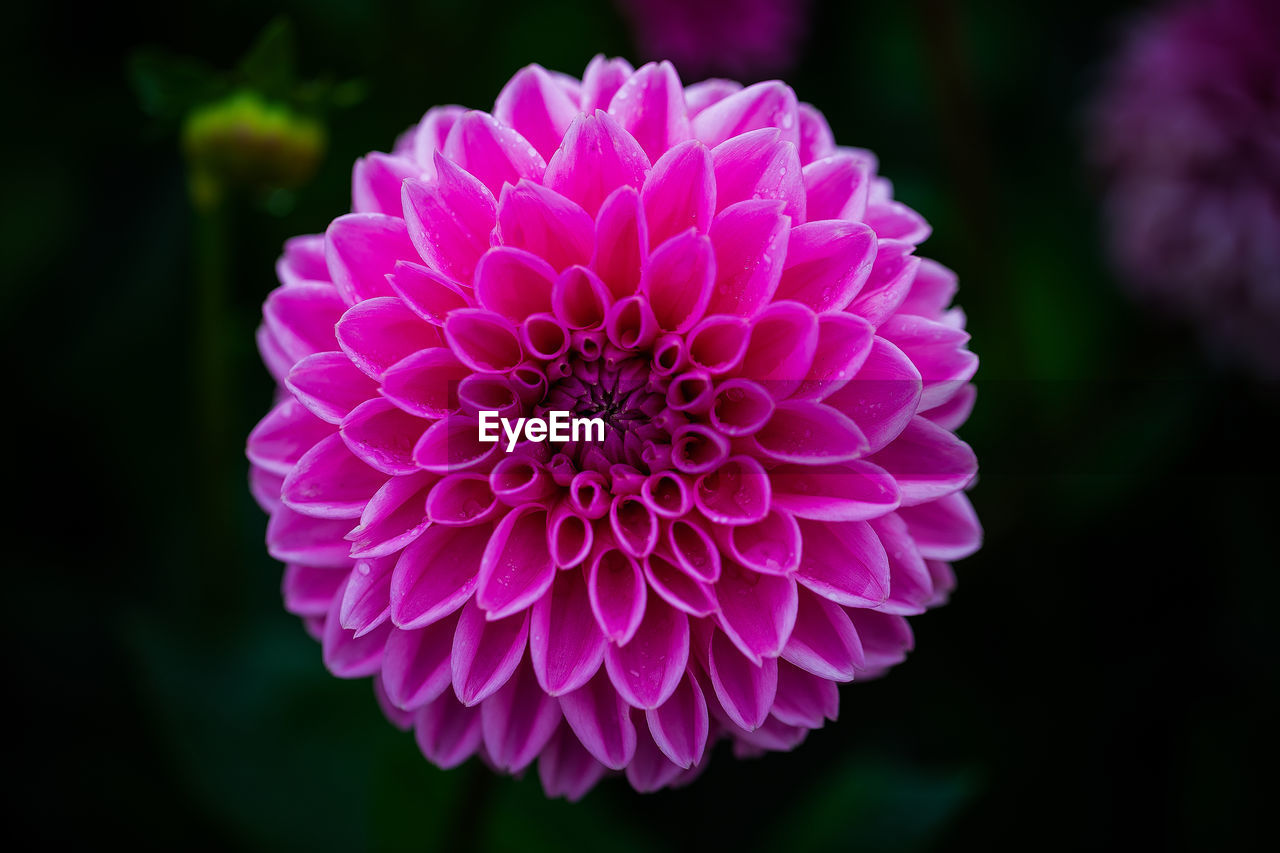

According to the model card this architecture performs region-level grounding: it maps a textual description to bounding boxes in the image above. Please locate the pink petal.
[412,414,499,473]
[706,628,777,731]
[781,586,865,681]
[410,105,466,170]
[451,597,529,705]
[878,313,978,410]
[263,282,346,363]
[591,186,648,299]
[899,257,959,319]
[642,139,714,248]
[266,505,355,569]
[693,455,770,526]
[687,314,751,374]
[792,311,876,400]
[282,563,346,617]
[626,723,687,792]
[276,234,330,287]
[559,670,638,770]
[897,491,982,561]
[481,660,563,772]
[769,460,901,521]
[670,423,730,474]
[346,472,434,559]
[442,110,546,197]
[711,128,806,224]
[847,609,914,671]
[772,661,840,728]
[753,400,869,464]
[336,297,441,379]
[545,111,649,218]
[552,265,611,330]
[643,553,718,617]
[692,81,801,149]
[645,672,709,768]
[247,398,334,476]
[443,309,523,373]
[475,246,557,321]
[846,240,920,324]
[867,416,977,506]
[381,610,460,710]
[402,156,497,283]
[352,152,420,215]
[322,589,390,678]
[581,55,635,112]
[457,373,522,421]
[285,351,378,425]
[610,495,659,558]
[922,382,976,431]
[391,522,492,629]
[641,230,714,333]
[708,379,774,437]
[705,200,790,316]
[738,301,818,398]
[493,64,581,161]
[776,220,878,313]
[604,595,689,709]
[715,561,798,662]
[325,213,416,304]
[605,294,659,350]
[538,722,609,801]
[664,518,721,583]
[340,555,396,636]
[588,547,647,645]
[802,151,873,221]
[720,508,801,575]
[548,500,594,567]
[640,471,691,519]
[282,432,386,519]
[825,336,923,454]
[870,512,934,616]
[476,506,556,620]
[425,472,500,527]
[608,60,691,162]
[340,397,429,476]
[794,519,890,608]
[685,79,742,116]
[381,347,467,419]
[865,199,932,244]
[531,567,607,695]
[496,180,594,271]
[414,693,484,769]
[388,260,470,326]
[798,103,836,163]
[490,455,556,506]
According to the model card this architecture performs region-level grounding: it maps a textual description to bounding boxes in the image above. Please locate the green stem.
[191,172,238,623]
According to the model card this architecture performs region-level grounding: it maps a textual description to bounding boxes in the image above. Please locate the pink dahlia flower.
[248,56,980,798]
[1092,0,1280,374]
[615,0,811,79]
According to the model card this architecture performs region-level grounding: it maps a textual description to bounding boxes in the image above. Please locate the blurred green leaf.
[236,17,297,100]
[765,756,982,852]
[130,51,222,119]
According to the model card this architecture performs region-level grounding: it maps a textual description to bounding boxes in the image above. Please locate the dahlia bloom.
[1092,0,1280,374]
[248,56,980,798]
[615,0,811,79]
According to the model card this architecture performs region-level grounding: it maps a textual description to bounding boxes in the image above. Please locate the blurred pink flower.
[248,56,980,798]
[1093,0,1280,374]
[615,0,812,79]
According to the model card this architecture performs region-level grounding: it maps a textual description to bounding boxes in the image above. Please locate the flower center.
[536,347,669,468]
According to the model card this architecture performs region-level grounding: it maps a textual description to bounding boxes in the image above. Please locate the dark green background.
[8,0,1277,849]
